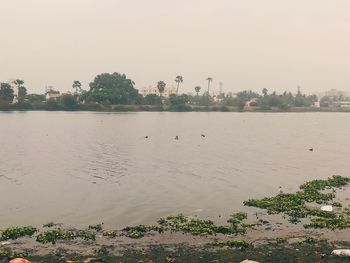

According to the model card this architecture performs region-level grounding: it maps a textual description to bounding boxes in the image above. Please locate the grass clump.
[0,226,37,241]
[36,229,95,244]
[243,176,350,224]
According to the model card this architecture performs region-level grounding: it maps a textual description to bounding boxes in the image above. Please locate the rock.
[321,205,333,212]
[241,260,259,263]
[332,249,350,257]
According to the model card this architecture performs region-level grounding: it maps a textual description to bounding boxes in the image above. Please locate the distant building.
[245,98,259,108]
[46,90,61,101]
[319,89,350,98]
[139,85,177,98]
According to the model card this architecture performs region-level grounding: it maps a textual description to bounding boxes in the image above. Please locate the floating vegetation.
[43,222,58,228]
[304,215,350,230]
[36,229,96,244]
[103,230,118,238]
[89,223,104,232]
[157,212,251,236]
[0,226,37,241]
[122,225,162,239]
[213,239,253,249]
[0,250,29,261]
[243,176,350,224]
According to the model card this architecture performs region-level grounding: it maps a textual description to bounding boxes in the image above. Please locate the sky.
[1,0,350,94]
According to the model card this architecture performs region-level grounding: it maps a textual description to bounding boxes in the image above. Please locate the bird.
[144,136,148,139]
[175,136,179,140]
[201,134,205,137]
[309,148,314,152]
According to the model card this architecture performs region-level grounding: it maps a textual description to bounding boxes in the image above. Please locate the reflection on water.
[1,111,350,228]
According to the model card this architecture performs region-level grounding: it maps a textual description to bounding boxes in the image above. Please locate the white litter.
[332,249,350,257]
[241,260,259,263]
[320,205,333,212]
[0,241,11,246]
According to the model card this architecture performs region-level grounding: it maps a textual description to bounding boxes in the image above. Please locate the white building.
[139,85,177,98]
[319,89,350,98]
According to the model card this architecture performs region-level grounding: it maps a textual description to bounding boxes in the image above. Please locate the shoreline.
[1,176,350,262]
[2,104,350,113]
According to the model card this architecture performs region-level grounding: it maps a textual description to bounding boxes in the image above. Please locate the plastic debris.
[332,249,350,257]
[320,205,333,212]
[241,260,259,263]
[10,259,31,263]
[0,241,11,245]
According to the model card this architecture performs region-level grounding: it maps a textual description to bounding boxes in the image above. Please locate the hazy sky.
[1,0,350,94]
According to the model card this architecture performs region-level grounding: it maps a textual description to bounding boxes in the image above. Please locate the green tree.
[143,94,162,105]
[0,83,14,103]
[206,77,213,105]
[206,77,213,95]
[72,80,82,94]
[157,81,166,99]
[87,72,138,104]
[175,75,183,95]
[195,86,201,96]
[27,94,45,103]
[168,94,190,111]
[61,94,77,110]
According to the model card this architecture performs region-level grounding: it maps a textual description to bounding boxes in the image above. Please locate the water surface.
[0,112,349,227]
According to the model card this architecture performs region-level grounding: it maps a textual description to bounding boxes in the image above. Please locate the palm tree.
[206,77,213,105]
[195,86,201,96]
[175,75,183,95]
[72,80,82,94]
[157,81,166,98]
[13,79,26,102]
[262,88,268,97]
[206,77,213,95]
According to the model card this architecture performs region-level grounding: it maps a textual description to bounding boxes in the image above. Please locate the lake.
[1,111,349,228]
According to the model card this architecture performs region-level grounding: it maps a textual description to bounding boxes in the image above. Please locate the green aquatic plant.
[36,229,96,244]
[304,215,350,230]
[244,176,350,224]
[89,223,103,232]
[0,250,29,260]
[43,222,58,228]
[213,239,253,249]
[158,213,250,236]
[0,226,37,241]
[103,230,118,238]
[123,225,163,239]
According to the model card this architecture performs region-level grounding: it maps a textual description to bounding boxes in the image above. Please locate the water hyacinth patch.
[243,175,350,226]
[213,239,253,249]
[157,212,251,236]
[36,229,96,244]
[43,222,58,228]
[89,223,104,232]
[0,226,37,241]
[122,225,163,238]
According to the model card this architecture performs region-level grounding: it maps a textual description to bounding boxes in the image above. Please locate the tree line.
[0,72,326,112]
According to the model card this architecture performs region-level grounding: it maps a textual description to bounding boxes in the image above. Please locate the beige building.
[139,85,177,98]
[319,89,350,98]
